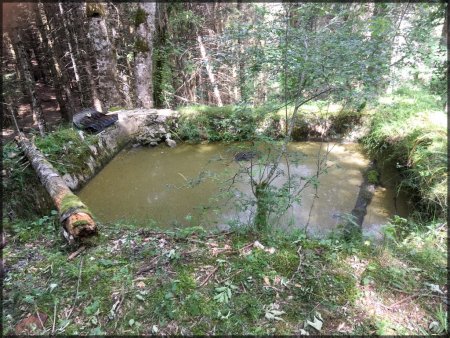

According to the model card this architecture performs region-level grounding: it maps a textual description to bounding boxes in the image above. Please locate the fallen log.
[15,135,97,242]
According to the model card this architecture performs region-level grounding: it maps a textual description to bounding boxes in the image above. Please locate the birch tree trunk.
[86,2,122,110]
[197,35,223,106]
[16,135,97,242]
[134,2,156,108]
[14,31,46,136]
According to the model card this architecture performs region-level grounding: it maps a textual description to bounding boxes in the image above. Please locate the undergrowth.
[361,85,447,219]
[2,215,447,335]
[34,127,98,176]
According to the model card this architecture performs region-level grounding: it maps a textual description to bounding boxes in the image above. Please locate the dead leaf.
[68,246,85,261]
[263,276,271,286]
[306,312,323,331]
[136,281,146,289]
[15,312,48,334]
[210,244,232,256]
[265,247,276,254]
[274,275,281,285]
[253,241,265,250]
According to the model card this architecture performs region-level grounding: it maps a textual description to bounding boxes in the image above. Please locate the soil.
[2,81,66,143]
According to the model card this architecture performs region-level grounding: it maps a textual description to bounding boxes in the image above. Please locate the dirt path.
[2,81,65,143]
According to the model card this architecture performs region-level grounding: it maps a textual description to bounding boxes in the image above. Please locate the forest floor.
[3,218,447,335]
[2,82,64,143]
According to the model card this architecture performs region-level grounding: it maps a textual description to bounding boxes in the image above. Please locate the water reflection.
[78,142,408,236]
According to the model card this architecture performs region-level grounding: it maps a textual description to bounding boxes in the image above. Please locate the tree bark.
[237,1,246,102]
[6,32,28,97]
[36,2,75,122]
[58,3,83,100]
[197,35,223,106]
[14,31,46,136]
[16,135,97,242]
[134,2,156,108]
[86,2,122,109]
[73,3,104,112]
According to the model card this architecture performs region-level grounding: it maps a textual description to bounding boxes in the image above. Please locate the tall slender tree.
[134,2,156,108]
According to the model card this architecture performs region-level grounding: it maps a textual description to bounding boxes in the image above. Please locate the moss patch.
[367,169,379,184]
[134,37,150,53]
[86,3,106,18]
[34,128,98,176]
[60,194,91,216]
[133,7,148,26]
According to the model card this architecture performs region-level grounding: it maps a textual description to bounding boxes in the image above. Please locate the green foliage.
[2,142,53,219]
[362,85,447,218]
[177,104,281,142]
[34,127,98,176]
[366,169,379,185]
[133,7,148,26]
[3,219,446,335]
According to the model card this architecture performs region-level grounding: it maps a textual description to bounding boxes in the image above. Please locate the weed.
[34,127,98,176]
[362,85,447,218]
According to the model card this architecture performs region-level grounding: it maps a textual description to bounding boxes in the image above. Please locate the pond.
[77,142,409,237]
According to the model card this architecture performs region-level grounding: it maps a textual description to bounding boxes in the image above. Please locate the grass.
[361,84,447,218]
[34,127,98,176]
[3,214,447,335]
[2,142,53,219]
[3,127,99,220]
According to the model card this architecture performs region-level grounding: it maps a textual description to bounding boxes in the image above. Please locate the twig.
[217,269,243,284]
[52,301,57,335]
[67,246,85,261]
[199,266,219,287]
[137,255,161,275]
[387,293,425,309]
[34,305,47,333]
[238,242,254,254]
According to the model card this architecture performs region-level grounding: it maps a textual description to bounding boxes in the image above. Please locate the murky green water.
[78,142,408,236]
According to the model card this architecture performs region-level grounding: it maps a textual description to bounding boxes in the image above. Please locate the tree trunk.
[134,2,156,108]
[86,2,122,109]
[254,183,270,230]
[73,3,103,112]
[36,2,75,122]
[14,31,46,136]
[6,32,28,97]
[58,3,83,101]
[16,135,97,242]
[197,35,223,106]
[237,1,246,102]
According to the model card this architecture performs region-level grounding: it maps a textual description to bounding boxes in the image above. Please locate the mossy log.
[15,135,97,242]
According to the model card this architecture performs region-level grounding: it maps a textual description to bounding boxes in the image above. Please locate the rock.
[87,157,96,173]
[150,142,158,146]
[165,138,177,148]
[88,145,98,156]
[234,151,258,161]
[7,152,18,159]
